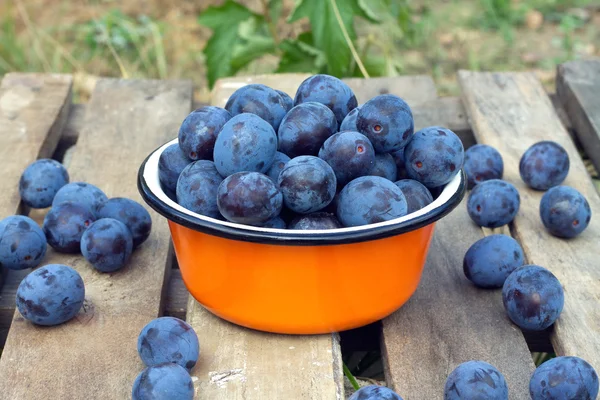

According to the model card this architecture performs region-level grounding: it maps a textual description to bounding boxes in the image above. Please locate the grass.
[1,0,597,100]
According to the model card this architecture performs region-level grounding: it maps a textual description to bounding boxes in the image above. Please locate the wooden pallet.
[0,58,598,399]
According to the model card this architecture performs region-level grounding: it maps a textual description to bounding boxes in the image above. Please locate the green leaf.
[276,36,324,73]
[198,0,258,29]
[231,35,275,74]
[202,27,240,88]
[288,0,367,77]
[198,0,264,88]
[355,0,380,22]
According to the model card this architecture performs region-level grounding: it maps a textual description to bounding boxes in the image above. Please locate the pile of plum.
[0,159,152,325]
[160,74,465,229]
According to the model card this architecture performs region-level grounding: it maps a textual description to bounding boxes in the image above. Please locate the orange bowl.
[138,139,466,334]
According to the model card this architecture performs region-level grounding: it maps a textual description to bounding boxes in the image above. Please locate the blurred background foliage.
[0,0,598,103]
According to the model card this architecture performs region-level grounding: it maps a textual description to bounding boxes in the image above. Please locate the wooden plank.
[343,76,438,105]
[0,72,73,217]
[0,266,188,350]
[187,299,344,399]
[210,74,438,110]
[458,70,600,373]
[411,97,475,148]
[381,197,535,399]
[556,59,600,173]
[0,78,193,399]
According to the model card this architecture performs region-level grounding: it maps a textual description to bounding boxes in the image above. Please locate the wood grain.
[381,199,535,399]
[0,73,73,217]
[0,77,193,399]
[343,76,438,105]
[458,70,600,373]
[556,59,600,173]
[187,298,344,399]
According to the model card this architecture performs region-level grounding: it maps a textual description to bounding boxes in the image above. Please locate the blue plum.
[80,218,133,273]
[262,216,287,229]
[356,94,414,153]
[178,106,232,161]
[266,152,291,185]
[278,156,337,214]
[318,131,375,186]
[293,74,358,126]
[540,185,591,238]
[158,143,192,197]
[213,113,277,177]
[0,215,46,270]
[97,197,153,248]
[337,176,408,227]
[391,148,408,179]
[19,159,69,209]
[467,179,520,228]
[132,363,194,400]
[277,102,337,157]
[444,360,508,400]
[529,356,599,400]
[175,160,223,220]
[519,140,570,191]
[289,212,342,230]
[502,265,564,331]
[225,84,288,130]
[394,179,433,214]
[463,234,525,288]
[43,202,95,253]
[348,385,404,400]
[276,89,294,112]
[137,316,200,371]
[16,264,85,326]
[369,153,398,181]
[340,106,360,132]
[464,144,504,189]
[52,182,108,217]
[217,172,282,226]
[404,126,464,188]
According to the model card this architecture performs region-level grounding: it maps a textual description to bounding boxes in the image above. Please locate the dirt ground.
[1,0,598,102]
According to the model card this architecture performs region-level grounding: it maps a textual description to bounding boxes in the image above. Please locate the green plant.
[477,0,528,44]
[76,9,167,78]
[197,0,387,88]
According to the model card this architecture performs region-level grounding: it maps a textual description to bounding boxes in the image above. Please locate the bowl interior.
[139,138,466,242]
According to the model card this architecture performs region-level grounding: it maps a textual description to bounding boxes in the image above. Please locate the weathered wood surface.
[381,197,535,399]
[0,78,193,399]
[187,299,344,399]
[0,73,73,217]
[556,59,600,173]
[410,96,475,148]
[458,70,600,374]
